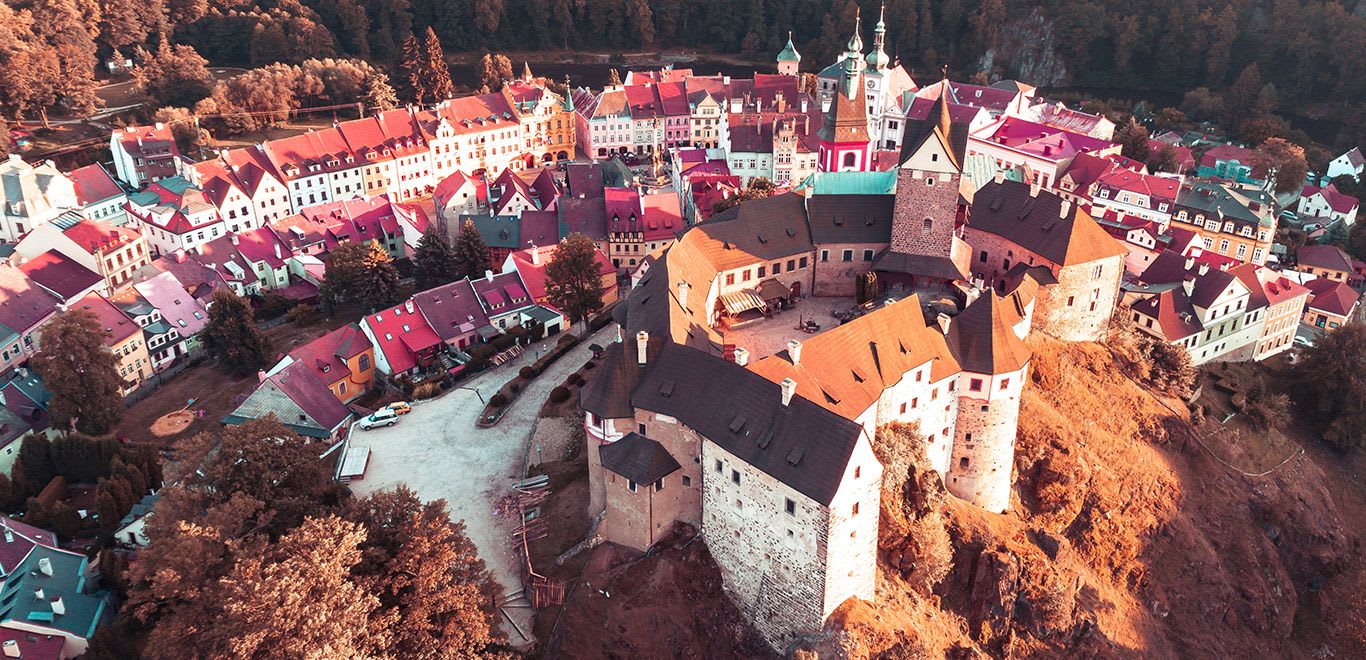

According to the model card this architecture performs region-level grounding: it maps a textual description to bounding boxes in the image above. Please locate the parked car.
[1293,335,1315,348]
[359,408,400,430]
[385,401,412,415]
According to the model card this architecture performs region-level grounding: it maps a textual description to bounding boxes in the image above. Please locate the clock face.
[866,79,876,90]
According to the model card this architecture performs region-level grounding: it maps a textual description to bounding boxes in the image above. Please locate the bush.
[549,386,570,403]
[491,334,516,351]
[413,382,441,400]
[583,361,596,370]
[253,291,293,320]
[519,366,538,379]
[287,303,320,326]
[558,333,578,346]
[489,393,507,408]
[509,382,520,394]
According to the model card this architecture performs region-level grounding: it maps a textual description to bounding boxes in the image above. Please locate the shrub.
[491,334,516,351]
[253,291,293,320]
[549,386,570,403]
[509,382,521,394]
[287,303,320,326]
[558,333,577,346]
[519,366,538,379]
[1245,391,1291,430]
[413,382,441,400]
[583,361,596,370]
[489,394,507,407]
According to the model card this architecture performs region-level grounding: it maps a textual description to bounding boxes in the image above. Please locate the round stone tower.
[943,293,1031,513]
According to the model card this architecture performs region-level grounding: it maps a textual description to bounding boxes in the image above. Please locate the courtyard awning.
[720,290,765,315]
[757,278,790,302]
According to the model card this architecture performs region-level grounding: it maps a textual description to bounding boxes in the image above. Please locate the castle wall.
[870,363,959,478]
[890,168,961,257]
[813,242,886,296]
[821,436,881,618]
[600,470,693,550]
[967,230,1123,342]
[946,367,1028,513]
[635,410,704,526]
[702,440,828,647]
[585,415,633,515]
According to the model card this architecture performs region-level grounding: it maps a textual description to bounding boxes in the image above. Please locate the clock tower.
[817,10,873,173]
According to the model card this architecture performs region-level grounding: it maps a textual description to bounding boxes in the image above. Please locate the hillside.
[808,337,1364,658]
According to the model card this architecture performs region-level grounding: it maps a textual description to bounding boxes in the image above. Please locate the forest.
[0,0,1362,147]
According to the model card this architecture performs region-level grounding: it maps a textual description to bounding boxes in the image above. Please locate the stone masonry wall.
[891,169,961,256]
[701,440,831,650]
[813,242,886,297]
[946,367,1028,513]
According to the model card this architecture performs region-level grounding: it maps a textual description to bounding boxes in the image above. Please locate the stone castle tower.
[945,292,1031,513]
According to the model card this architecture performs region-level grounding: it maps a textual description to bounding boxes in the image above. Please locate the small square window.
[714,459,723,473]
[682,475,691,487]
[731,469,741,484]
[970,378,983,392]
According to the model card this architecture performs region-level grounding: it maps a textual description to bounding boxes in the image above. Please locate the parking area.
[721,296,855,359]
[344,327,610,646]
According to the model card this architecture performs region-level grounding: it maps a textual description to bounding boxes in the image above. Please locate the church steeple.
[840,8,866,99]
[866,3,890,71]
[776,31,801,76]
[562,75,575,112]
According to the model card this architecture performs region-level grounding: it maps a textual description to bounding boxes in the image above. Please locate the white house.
[0,155,78,241]
[1297,183,1359,226]
[1326,147,1363,182]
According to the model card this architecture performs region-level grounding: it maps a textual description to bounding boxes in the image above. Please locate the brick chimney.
[485,269,495,281]
[786,338,802,365]
[780,378,796,407]
[1182,278,1194,297]
[636,331,649,366]
[1197,263,1210,276]
[937,313,952,335]
[732,346,749,366]
[1029,183,1041,198]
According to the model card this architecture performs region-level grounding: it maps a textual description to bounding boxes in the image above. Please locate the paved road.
[346,327,610,645]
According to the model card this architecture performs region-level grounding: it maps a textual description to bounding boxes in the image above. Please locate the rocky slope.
[809,338,1362,658]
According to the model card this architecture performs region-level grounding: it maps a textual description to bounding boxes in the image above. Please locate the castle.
[578,13,1128,651]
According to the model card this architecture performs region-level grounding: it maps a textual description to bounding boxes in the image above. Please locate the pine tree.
[32,309,124,436]
[477,53,499,92]
[17,436,56,496]
[201,288,273,377]
[544,233,605,326]
[413,226,458,290]
[358,240,401,309]
[423,27,454,100]
[450,219,491,280]
[1114,117,1151,162]
[96,482,122,535]
[399,32,426,104]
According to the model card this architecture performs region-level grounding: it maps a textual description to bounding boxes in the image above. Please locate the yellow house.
[74,293,149,395]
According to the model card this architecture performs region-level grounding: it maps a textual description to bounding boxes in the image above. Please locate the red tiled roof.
[0,515,59,575]
[289,323,371,384]
[0,265,61,336]
[17,251,102,301]
[66,163,123,205]
[1095,168,1181,201]
[1298,244,1355,273]
[413,279,490,342]
[1304,278,1360,317]
[364,302,438,375]
[73,293,140,346]
[1301,184,1359,214]
[61,218,138,255]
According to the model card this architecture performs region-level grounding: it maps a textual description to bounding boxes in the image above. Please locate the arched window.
[922,218,934,234]
[842,152,857,168]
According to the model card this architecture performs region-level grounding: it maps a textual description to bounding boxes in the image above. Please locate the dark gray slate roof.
[599,432,681,484]
[806,194,894,244]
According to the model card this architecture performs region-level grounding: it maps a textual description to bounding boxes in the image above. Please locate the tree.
[132,41,212,108]
[362,71,398,112]
[413,226,458,290]
[450,218,491,280]
[477,53,499,92]
[152,107,203,155]
[423,27,454,100]
[1149,143,1182,174]
[322,240,401,310]
[96,480,123,535]
[1114,117,1151,162]
[201,288,273,377]
[400,32,426,104]
[1346,216,1366,262]
[1256,137,1309,195]
[607,68,622,87]
[545,233,605,327]
[201,419,339,530]
[711,177,777,214]
[195,516,381,659]
[48,501,81,539]
[1291,325,1366,453]
[348,487,501,656]
[17,436,57,496]
[32,309,124,436]
[1223,64,1271,135]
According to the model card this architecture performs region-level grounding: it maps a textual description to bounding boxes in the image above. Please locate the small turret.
[562,75,575,113]
[839,9,866,100]
[866,2,890,71]
[776,31,801,76]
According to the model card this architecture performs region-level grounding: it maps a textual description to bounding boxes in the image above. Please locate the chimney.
[405,299,415,313]
[3,639,18,658]
[485,269,495,281]
[37,557,51,576]
[173,248,187,263]
[733,346,749,366]
[1183,257,1195,270]
[676,281,688,309]
[993,170,1005,185]
[936,313,952,335]
[530,246,540,265]
[786,338,802,366]
[775,91,786,114]
[800,96,809,113]
[1029,183,1041,197]
[230,234,239,245]
[33,589,42,600]
[2,527,10,543]
[1197,263,1210,276]
[636,331,649,366]
[780,378,796,407]
[1059,200,1072,218]
[257,369,268,383]
[51,596,64,616]
[722,75,731,86]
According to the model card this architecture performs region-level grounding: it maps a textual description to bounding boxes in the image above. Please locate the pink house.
[968,117,1121,189]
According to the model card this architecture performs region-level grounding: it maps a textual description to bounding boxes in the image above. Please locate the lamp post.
[457,386,485,404]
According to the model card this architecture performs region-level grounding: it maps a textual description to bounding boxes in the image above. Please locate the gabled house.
[1230,263,1311,360]
[0,265,61,374]
[360,300,443,378]
[268,324,375,404]
[131,271,209,369]
[66,163,127,226]
[1295,243,1356,283]
[470,270,535,332]
[109,123,182,186]
[434,171,481,221]
[1325,146,1363,182]
[412,279,493,351]
[1297,183,1358,226]
[222,360,354,440]
[17,252,105,303]
[1170,180,1278,265]
[124,177,228,257]
[1196,144,1270,188]
[503,243,617,326]
[0,156,78,241]
[71,293,149,395]
[1129,252,1260,365]
[14,214,150,292]
[1302,278,1360,332]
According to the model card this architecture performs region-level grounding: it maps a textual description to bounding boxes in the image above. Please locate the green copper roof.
[806,171,898,196]
[777,32,801,62]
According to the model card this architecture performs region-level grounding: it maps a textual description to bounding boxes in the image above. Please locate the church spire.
[840,8,866,98]
[846,7,864,55]
[867,2,890,71]
[523,62,533,82]
[562,75,575,112]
